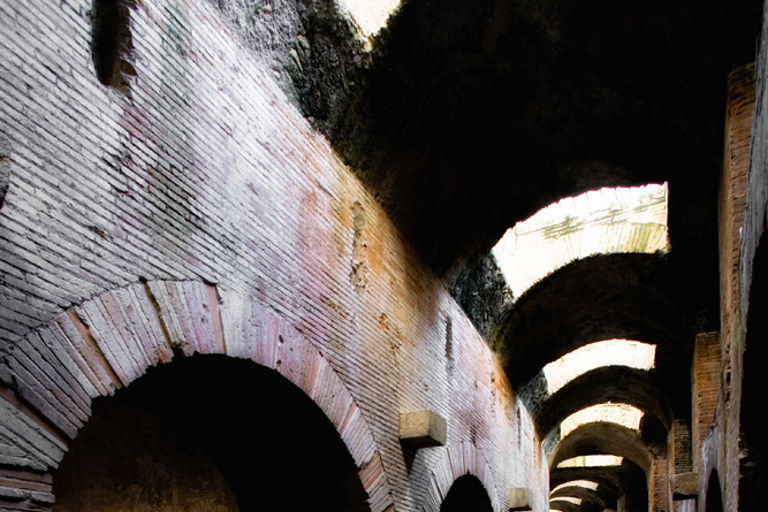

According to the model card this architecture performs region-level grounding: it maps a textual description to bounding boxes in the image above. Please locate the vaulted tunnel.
[550,483,610,512]
[493,253,690,386]
[551,463,648,512]
[326,0,760,285]
[530,367,675,439]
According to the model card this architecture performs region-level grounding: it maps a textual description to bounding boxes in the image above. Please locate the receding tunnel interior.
[551,460,648,512]
[439,475,494,512]
[52,355,370,512]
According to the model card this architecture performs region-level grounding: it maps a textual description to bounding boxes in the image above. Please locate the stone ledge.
[508,487,532,511]
[399,410,447,449]
[672,472,699,498]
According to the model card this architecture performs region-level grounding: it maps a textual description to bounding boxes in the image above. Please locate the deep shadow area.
[706,471,724,512]
[91,0,135,90]
[53,399,241,512]
[53,355,370,512]
[739,237,768,512]
[440,474,494,512]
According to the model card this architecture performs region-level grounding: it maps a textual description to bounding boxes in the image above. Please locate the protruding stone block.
[399,410,447,448]
[508,487,532,511]
[672,472,699,498]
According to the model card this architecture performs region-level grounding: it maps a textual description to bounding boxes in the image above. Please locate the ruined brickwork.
[718,64,756,512]
[0,1,547,510]
[692,333,721,473]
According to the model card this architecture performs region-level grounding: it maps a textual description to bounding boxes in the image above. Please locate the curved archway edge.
[422,441,502,512]
[0,279,395,512]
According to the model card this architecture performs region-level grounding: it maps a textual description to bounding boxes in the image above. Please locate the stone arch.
[493,253,688,389]
[421,441,502,512]
[0,279,394,512]
[549,423,654,474]
[532,366,674,439]
[550,484,607,511]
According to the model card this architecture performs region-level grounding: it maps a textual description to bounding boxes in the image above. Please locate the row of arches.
[483,184,703,512]
[474,169,765,512]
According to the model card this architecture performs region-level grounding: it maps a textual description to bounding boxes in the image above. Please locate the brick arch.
[0,279,394,512]
[422,441,502,512]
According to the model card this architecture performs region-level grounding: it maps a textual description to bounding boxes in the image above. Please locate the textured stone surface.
[399,410,447,448]
[508,487,531,511]
[671,473,699,498]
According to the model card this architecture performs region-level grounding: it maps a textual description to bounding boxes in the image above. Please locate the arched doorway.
[440,475,494,512]
[53,354,371,512]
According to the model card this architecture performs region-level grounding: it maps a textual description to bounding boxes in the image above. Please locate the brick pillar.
[669,420,693,474]
[719,64,754,350]
[668,419,698,510]
[692,332,721,472]
[650,458,671,512]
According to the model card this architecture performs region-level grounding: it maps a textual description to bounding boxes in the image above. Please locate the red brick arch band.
[0,279,395,512]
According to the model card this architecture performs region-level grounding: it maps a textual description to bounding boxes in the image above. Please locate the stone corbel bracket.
[399,410,447,449]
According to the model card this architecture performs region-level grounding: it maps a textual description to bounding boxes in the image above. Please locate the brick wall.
[717,64,755,512]
[692,332,721,472]
[0,1,547,511]
[649,458,670,512]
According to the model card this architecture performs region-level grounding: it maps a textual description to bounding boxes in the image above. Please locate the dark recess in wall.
[739,237,768,512]
[440,475,494,512]
[91,0,136,90]
[54,355,370,512]
[0,132,10,210]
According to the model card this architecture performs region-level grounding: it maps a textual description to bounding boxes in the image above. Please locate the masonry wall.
[0,1,548,511]
[735,1,768,510]
[714,63,755,512]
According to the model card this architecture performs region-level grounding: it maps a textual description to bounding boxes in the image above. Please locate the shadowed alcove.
[52,354,370,512]
[440,474,494,512]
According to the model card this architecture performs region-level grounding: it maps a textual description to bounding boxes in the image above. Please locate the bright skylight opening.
[492,183,669,298]
[551,481,599,494]
[336,0,401,39]
[542,339,656,394]
[557,455,624,468]
[560,403,644,439]
[551,497,583,506]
